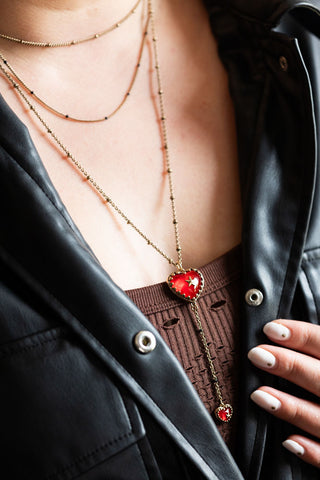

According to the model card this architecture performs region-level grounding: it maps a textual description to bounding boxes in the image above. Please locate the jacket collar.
[205,0,320,25]
[205,2,319,476]
[0,96,243,479]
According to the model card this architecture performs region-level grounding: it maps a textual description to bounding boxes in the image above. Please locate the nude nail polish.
[251,390,281,411]
[282,439,305,457]
[248,347,276,368]
[263,322,291,341]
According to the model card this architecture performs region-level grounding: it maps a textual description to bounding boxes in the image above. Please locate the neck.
[13,0,132,8]
[0,0,143,45]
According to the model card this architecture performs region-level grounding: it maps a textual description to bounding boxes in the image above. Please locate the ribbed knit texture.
[126,246,241,452]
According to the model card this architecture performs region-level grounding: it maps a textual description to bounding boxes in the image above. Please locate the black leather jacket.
[1,1,320,479]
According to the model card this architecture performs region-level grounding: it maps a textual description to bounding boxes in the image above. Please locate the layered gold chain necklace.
[0,0,142,48]
[0,0,233,423]
[0,31,147,123]
[0,1,146,123]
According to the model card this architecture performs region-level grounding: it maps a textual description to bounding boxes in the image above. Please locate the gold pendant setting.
[167,268,204,302]
[215,404,233,423]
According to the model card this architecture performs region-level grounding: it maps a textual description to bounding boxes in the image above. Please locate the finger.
[263,320,320,359]
[283,435,320,468]
[248,345,320,398]
[250,387,320,439]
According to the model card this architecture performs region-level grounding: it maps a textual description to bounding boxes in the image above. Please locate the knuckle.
[308,449,320,468]
[300,329,314,350]
[285,401,301,423]
[283,398,313,425]
[281,353,298,376]
[314,379,320,398]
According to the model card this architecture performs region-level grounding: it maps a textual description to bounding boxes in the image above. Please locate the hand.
[248,320,320,468]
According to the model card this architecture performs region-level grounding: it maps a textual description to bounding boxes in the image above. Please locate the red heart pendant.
[215,404,233,423]
[167,268,204,302]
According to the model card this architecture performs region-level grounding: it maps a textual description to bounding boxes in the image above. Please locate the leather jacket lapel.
[205,0,320,26]
[208,3,318,477]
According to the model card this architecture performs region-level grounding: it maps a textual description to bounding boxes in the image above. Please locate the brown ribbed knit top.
[126,246,241,452]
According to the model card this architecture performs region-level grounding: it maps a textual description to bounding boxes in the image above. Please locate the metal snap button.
[134,331,156,354]
[279,56,288,72]
[245,289,264,306]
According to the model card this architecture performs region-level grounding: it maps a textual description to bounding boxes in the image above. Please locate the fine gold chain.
[0,10,182,268]
[0,25,148,123]
[148,1,183,271]
[0,13,179,268]
[0,0,232,422]
[191,302,225,407]
[0,0,142,48]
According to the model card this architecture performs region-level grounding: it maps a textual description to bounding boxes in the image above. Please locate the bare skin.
[0,0,242,289]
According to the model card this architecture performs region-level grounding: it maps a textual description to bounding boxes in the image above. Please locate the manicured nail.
[263,322,291,341]
[248,347,276,368]
[282,439,305,457]
[251,390,281,412]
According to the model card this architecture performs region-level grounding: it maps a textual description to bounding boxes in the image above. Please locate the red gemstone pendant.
[215,404,233,423]
[167,268,204,302]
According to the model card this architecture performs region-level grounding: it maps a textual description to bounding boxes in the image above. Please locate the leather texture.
[1,1,320,478]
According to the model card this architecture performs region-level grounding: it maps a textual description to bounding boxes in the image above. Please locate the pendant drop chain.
[191,303,233,421]
[0,0,142,48]
[0,0,233,423]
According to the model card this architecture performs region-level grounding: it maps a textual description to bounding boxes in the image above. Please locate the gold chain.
[0,0,232,422]
[0,26,148,123]
[0,0,142,48]
[0,7,183,268]
[0,12,180,268]
[191,302,225,406]
[148,1,183,271]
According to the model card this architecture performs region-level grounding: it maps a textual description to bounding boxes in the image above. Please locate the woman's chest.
[0,0,242,288]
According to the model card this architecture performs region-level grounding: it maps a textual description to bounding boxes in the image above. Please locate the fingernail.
[263,322,291,341]
[251,390,281,411]
[248,347,276,368]
[282,439,305,457]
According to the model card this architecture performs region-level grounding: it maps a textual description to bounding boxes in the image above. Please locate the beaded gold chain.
[0,0,142,48]
[0,0,233,423]
[0,23,148,123]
